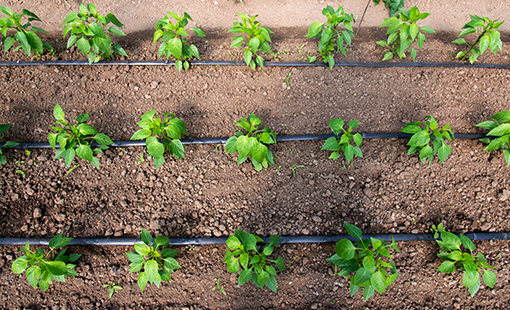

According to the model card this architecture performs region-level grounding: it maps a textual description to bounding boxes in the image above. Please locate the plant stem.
[461,29,486,61]
[356,0,372,37]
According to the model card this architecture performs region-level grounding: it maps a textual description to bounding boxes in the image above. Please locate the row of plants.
[0,4,505,70]
[1,106,509,170]
[11,223,497,300]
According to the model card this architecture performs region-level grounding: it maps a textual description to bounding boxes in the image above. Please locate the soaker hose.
[0,133,488,149]
[0,232,508,246]
[1,60,510,69]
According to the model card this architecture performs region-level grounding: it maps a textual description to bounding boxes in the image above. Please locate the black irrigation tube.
[1,60,510,69]
[1,232,509,246]
[0,133,488,149]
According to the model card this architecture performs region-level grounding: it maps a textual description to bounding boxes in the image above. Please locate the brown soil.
[1,0,510,309]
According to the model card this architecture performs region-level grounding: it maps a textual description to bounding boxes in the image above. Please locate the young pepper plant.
[48,104,114,169]
[62,3,127,64]
[229,14,273,70]
[224,229,285,292]
[452,15,503,64]
[376,6,436,61]
[126,229,181,292]
[434,226,497,296]
[373,0,405,17]
[401,116,454,165]
[0,6,53,56]
[327,222,400,301]
[321,119,363,163]
[130,109,187,169]
[225,113,276,171]
[0,124,19,165]
[11,233,81,291]
[476,110,510,165]
[153,11,206,72]
[305,5,355,69]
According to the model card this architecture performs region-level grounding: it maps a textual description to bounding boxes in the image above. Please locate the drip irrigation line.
[0,232,508,246]
[0,133,488,149]
[1,60,510,69]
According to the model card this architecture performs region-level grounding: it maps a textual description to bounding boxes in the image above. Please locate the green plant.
[48,104,113,169]
[11,233,81,291]
[126,229,181,292]
[285,72,292,86]
[434,226,497,296]
[130,109,187,169]
[228,14,273,70]
[290,164,305,176]
[431,222,445,238]
[104,281,123,298]
[322,119,363,163]
[225,113,276,171]
[305,5,355,69]
[0,6,53,56]
[452,15,503,64]
[400,116,454,165]
[153,12,205,72]
[476,111,510,165]
[373,0,405,17]
[224,230,285,292]
[137,153,145,165]
[0,124,19,165]
[212,277,226,296]
[376,6,435,61]
[62,3,127,64]
[327,222,400,301]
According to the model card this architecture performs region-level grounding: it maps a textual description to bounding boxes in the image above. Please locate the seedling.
[434,225,497,296]
[289,164,305,176]
[224,230,285,292]
[130,109,187,169]
[400,116,454,165]
[228,14,273,70]
[11,233,81,291]
[62,3,127,64]
[153,12,205,72]
[0,124,19,165]
[137,153,145,165]
[453,15,503,64]
[104,281,123,298]
[373,0,405,17]
[305,5,355,69]
[322,119,363,163]
[225,113,276,171]
[376,6,436,61]
[48,104,113,169]
[476,111,510,165]
[431,222,446,239]
[212,277,226,296]
[327,222,400,301]
[285,72,292,86]
[0,6,53,56]
[126,229,181,292]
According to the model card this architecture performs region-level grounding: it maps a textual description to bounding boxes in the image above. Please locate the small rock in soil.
[150,219,163,230]
[33,208,43,218]
[25,187,34,196]
[105,228,113,236]
[498,189,510,202]
[301,228,310,235]
[312,216,322,223]
[481,222,491,231]
[56,214,65,222]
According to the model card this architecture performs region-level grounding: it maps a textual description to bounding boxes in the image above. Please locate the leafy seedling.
[153,11,205,72]
[0,6,53,56]
[228,14,273,70]
[131,109,187,169]
[137,153,145,165]
[327,222,400,301]
[376,6,436,61]
[104,281,123,298]
[434,226,497,296]
[224,229,285,292]
[0,124,19,165]
[62,3,127,64]
[48,104,114,169]
[476,111,510,165]
[11,233,81,291]
[225,113,276,171]
[212,277,226,296]
[322,119,363,163]
[306,5,355,69]
[289,164,305,176]
[127,229,181,292]
[401,116,454,165]
[431,222,446,239]
[373,0,405,17]
[453,15,503,64]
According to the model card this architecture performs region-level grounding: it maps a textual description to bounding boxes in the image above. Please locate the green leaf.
[483,270,496,288]
[163,257,181,270]
[269,235,280,246]
[371,270,387,294]
[11,256,30,274]
[131,129,152,140]
[134,243,151,256]
[459,234,475,252]
[53,104,65,121]
[44,260,67,276]
[363,285,375,301]
[418,32,426,49]
[108,26,125,37]
[266,274,277,292]
[236,135,257,159]
[492,111,510,122]
[141,229,153,245]
[25,31,43,54]
[275,256,285,271]
[138,272,148,291]
[335,239,356,260]
[155,236,169,247]
[420,26,436,34]
[469,278,481,297]
[76,37,91,55]
[76,144,93,162]
[350,282,360,297]
[249,37,260,53]
[226,256,240,273]
[363,256,376,274]
[382,52,393,61]
[344,222,363,240]
[257,271,270,286]
[146,136,165,158]
[321,137,341,151]
[263,245,274,256]
[239,268,253,285]
[408,130,430,147]
[452,38,467,45]
[437,143,451,164]
[231,36,244,48]
[14,31,31,55]
[488,123,510,136]
[244,50,253,66]
[26,265,42,288]
[145,260,159,283]
[161,248,178,258]
[226,236,241,250]
[225,136,238,153]
[306,21,324,38]
[49,233,73,248]
[167,37,182,59]
[63,148,76,167]
[437,261,456,273]
[441,232,461,250]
